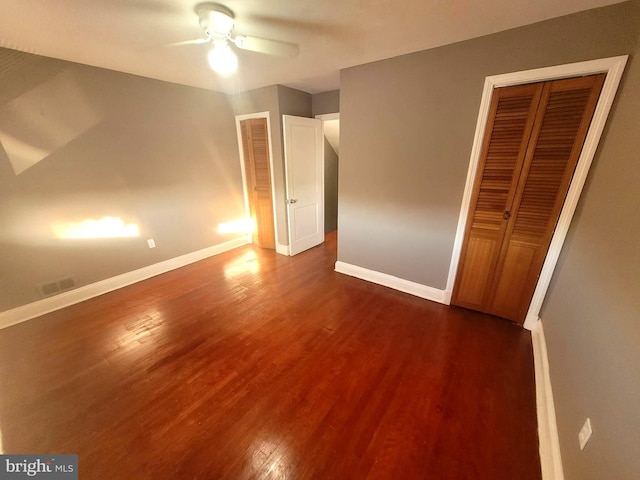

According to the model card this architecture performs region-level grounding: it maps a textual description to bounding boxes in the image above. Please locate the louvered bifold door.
[240,121,258,244]
[486,74,605,322]
[240,119,276,249]
[451,83,544,312]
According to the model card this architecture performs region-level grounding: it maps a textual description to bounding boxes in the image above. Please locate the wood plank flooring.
[0,232,541,479]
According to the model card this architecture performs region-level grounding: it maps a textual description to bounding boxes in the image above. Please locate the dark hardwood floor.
[0,232,541,479]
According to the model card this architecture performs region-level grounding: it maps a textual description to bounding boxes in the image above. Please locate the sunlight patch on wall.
[0,69,102,175]
[51,216,139,239]
[218,217,255,235]
[224,251,259,279]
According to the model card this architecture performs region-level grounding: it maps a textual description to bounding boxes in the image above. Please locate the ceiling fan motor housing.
[197,3,235,38]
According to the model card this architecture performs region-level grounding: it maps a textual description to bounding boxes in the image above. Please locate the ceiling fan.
[178,2,300,75]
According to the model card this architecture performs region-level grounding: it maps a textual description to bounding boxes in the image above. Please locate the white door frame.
[316,113,340,151]
[234,112,281,250]
[315,113,340,121]
[444,56,628,330]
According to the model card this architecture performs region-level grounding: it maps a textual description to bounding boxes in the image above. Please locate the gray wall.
[277,85,312,118]
[312,90,340,116]
[338,1,639,478]
[0,48,245,311]
[231,85,280,116]
[540,10,640,479]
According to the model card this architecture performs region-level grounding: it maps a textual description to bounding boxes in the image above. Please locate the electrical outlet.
[578,417,592,450]
[147,239,156,249]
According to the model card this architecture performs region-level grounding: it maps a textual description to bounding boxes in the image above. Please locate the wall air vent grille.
[38,277,77,298]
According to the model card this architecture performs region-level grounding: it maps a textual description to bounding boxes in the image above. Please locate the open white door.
[283,115,324,256]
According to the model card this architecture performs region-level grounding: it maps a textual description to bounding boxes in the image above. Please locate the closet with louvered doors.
[452,74,605,324]
[240,118,276,249]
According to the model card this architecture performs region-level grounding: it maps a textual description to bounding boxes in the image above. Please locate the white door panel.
[283,115,324,256]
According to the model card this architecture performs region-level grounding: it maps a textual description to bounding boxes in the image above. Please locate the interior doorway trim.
[234,112,283,253]
[315,113,340,121]
[444,55,628,330]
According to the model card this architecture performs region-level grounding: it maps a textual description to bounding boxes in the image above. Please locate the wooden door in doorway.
[452,74,605,323]
[240,118,275,249]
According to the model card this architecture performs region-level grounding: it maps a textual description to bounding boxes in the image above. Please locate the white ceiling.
[0,0,625,95]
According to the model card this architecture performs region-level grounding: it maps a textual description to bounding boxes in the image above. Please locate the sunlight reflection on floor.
[250,437,292,478]
[224,251,259,280]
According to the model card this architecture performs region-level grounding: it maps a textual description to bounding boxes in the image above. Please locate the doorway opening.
[316,112,340,235]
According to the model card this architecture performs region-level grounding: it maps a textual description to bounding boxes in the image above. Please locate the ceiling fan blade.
[233,35,299,58]
[166,38,211,48]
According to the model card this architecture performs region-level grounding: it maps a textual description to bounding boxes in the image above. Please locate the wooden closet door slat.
[240,121,257,243]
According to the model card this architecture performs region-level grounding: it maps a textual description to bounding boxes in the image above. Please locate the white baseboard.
[532,320,565,480]
[524,312,539,331]
[334,261,446,304]
[276,243,290,256]
[443,289,453,305]
[0,236,249,330]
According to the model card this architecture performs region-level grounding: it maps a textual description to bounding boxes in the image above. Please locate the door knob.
[288,199,297,204]
[503,211,511,220]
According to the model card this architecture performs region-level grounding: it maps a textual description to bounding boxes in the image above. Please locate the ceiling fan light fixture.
[207,41,238,75]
